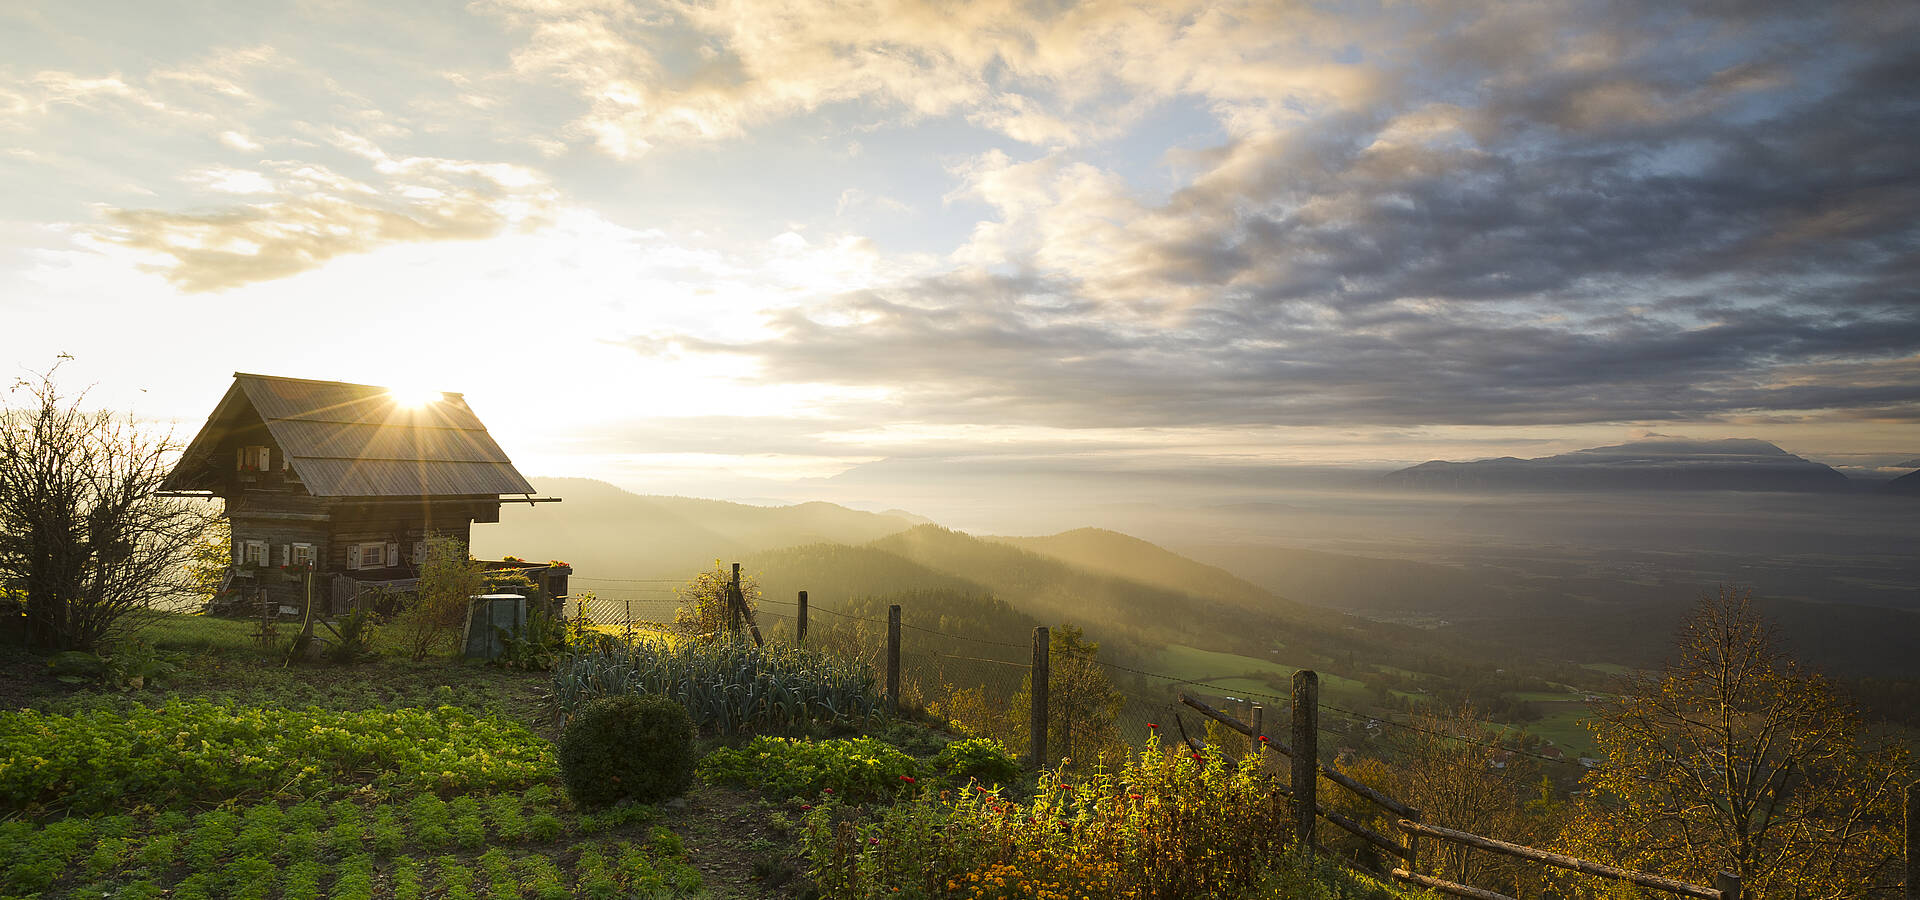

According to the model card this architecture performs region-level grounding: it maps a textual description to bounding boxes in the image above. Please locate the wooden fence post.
[729,563,743,634]
[1292,670,1319,853]
[796,591,808,645]
[1030,625,1050,768]
[1906,780,1918,900]
[885,604,901,713]
[1714,871,1741,900]
[1403,807,1422,873]
[1250,704,1264,764]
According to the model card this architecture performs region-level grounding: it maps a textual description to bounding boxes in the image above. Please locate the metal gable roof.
[162,373,536,498]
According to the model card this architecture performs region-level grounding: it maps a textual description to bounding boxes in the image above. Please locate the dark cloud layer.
[684,0,1920,429]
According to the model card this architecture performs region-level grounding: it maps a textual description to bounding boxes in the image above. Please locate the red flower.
[868,837,880,845]
[800,805,812,811]
[899,775,916,783]
[1258,736,1269,743]
[1147,723,1159,729]
[822,788,833,793]
[1127,793,1143,800]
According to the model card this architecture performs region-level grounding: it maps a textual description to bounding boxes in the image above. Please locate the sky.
[2,0,1917,502]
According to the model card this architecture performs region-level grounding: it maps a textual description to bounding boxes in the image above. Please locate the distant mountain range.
[1382,439,1856,493]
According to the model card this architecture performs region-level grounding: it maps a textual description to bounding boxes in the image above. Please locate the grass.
[132,612,261,656]
[1152,644,1374,708]
[1517,703,1600,757]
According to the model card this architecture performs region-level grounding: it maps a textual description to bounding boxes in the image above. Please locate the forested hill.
[987,527,1276,610]
[474,478,920,579]
[749,524,1462,677]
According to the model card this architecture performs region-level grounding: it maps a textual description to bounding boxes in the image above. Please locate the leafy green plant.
[932,737,1020,787]
[479,847,519,898]
[0,700,554,812]
[434,856,476,900]
[550,638,880,735]
[392,855,425,900]
[332,853,375,900]
[528,811,565,842]
[558,694,696,807]
[370,807,405,856]
[281,860,322,900]
[698,736,922,802]
[520,854,571,900]
[325,608,378,664]
[451,813,487,850]
[100,639,182,689]
[487,793,528,841]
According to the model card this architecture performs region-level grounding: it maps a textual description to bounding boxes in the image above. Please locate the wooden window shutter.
[257,447,271,471]
[233,538,243,564]
[386,543,400,566]
[346,544,361,569]
[236,447,246,471]
[279,545,290,566]
[412,541,426,565]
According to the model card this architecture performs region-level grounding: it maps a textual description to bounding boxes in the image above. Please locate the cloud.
[97,140,557,292]
[482,0,1381,156]
[651,0,1920,429]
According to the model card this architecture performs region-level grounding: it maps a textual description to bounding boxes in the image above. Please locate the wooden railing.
[1178,675,1742,900]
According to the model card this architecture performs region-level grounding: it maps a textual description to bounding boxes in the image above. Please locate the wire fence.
[560,579,1614,784]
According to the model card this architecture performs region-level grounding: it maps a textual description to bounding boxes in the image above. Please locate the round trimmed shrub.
[558,695,696,807]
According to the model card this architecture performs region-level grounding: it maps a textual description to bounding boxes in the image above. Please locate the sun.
[388,384,444,408]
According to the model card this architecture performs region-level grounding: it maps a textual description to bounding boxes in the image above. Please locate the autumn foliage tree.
[1561,587,1910,899]
[673,560,760,641]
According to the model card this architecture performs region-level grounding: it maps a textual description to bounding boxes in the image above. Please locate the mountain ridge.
[1383,438,1853,493]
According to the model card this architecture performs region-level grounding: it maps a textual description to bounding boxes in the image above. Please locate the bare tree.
[0,365,212,650]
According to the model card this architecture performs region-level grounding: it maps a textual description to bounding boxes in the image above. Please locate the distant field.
[1521,702,1600,757]
[1511,691,1588,702]
[1581,662,1636,676]
[1151,644,1373,708]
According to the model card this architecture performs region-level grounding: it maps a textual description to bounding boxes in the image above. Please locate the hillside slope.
[474,477,922,579]
[988,527,1277,610]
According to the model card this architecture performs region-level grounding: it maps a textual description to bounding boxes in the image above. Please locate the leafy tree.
[1561,587,1909,899]
[186,518,231,607]
[393,536,484,661]
[1336,703,1550,895]
[0,365,213,650]
[1012,623,1123,766]
[673,559,759,641]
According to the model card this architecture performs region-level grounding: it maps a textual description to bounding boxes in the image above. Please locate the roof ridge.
[233,371,467,397]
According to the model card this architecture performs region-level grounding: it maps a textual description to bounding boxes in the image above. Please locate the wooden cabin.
[160,373,563,615]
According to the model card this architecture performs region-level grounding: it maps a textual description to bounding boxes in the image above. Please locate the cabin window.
[236,445,270,472]
[291,543,315,567]
[353,541,388,570]
[242,540,269,567]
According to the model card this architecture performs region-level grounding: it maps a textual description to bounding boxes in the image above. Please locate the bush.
[559,695,695,807]
[802,744,1295,900]
[932,737,1020,787]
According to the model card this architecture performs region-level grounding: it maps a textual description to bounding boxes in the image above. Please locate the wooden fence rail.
[1395,819,1736,900]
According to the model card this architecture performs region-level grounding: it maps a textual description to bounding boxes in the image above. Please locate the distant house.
[160,373,563,614]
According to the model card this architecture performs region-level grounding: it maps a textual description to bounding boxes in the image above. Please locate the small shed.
[160,373,562,614]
